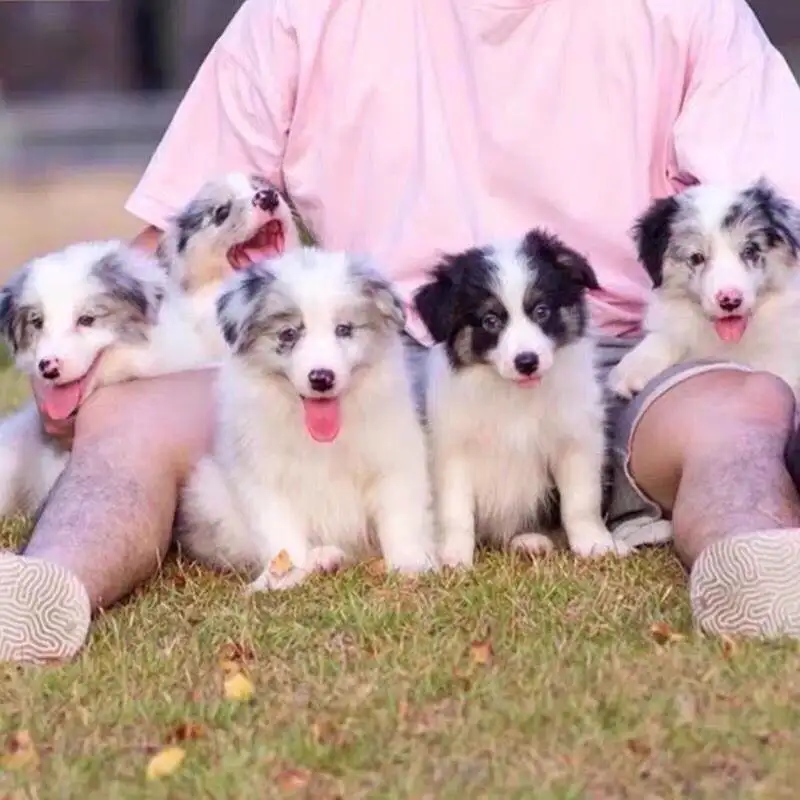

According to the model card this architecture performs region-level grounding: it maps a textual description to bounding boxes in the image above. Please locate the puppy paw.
[509,532,555,558]
[245,565,310,593]
[608,347,673,399]
[438,537,475,570]
[567,525,632,559]
[386,550,439,575]
[307,545,349,574]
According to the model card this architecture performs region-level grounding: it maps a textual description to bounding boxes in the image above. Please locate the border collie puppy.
[413,229,627,567]
[178,247,437,591]
[0,241,212,516]
[157,172,303,356]
[610,179,800,398]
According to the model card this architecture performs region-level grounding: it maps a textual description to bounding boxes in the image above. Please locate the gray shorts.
[402,335,753,548]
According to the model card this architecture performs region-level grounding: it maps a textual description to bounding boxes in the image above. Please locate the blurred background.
[0,0,798,273]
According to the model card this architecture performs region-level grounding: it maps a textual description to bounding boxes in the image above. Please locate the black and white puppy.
[0,241,211,516]
[414,228,628,567]
[610,179,800,397]
[179,247,438,591]
[157,172,303,356]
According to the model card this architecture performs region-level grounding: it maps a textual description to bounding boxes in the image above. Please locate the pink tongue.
[714,316,748,343]
[37,380,84,421]
[302,398,341,443]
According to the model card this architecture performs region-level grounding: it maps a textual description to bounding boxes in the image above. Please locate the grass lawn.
[1,370,800,798]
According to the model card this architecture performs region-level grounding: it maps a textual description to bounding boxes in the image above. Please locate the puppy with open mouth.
[0,240,213,518]
[610,179,800,398]
[157,172,303,356]
[413,228,629,567]
[178,247,438,591]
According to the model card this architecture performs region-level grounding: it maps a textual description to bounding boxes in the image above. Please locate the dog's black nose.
[308,368,336,393]
[719,297,742,312]
[513,351,539,376]
[253,188,279,213]
[38,358,60,380]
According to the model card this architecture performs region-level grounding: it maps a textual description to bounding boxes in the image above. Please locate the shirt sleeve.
[125,0,297,229]
[671,0,800,202]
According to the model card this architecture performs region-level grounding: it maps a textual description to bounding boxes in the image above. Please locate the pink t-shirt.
[126,0,800,339]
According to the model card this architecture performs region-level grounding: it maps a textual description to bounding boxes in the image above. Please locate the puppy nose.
[308,368,336,393]
[714,288,743,313]
[253,188,279,213]
[513,351,539,376]
[38,358,61,380]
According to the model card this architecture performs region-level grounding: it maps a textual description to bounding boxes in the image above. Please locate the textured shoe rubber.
[690,530,800,639]
[0,553,91,663]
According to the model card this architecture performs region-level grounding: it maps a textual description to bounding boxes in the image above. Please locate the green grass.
[1,367,800,799]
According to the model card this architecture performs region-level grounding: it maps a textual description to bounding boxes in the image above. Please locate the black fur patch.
[0,268,36,353]
[631,195,680,287]
[174,200,210,253]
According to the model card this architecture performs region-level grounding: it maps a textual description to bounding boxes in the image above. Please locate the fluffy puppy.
[0,240,212,516]
[179,247,437,591]
[610,179,800,397]
[414,228,627,567]
[157,172,303,355]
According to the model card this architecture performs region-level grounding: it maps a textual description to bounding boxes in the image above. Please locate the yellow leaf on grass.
[224,671,255,701]
[276,767,311,790]
[269,549,293,577]
[470,639,494,666]
[650,621,685,645]
[1,730,39,771]
[146,746,185,780]
[720,634,737,659]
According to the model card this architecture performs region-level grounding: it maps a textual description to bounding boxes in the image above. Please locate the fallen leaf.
[470,639,494,666]
[146,746,185,780]
[166,722,206,743]
[364,558,386,577]
[650,621,685,645]
[269,549,293,577]
[1,730,39,771]
[720,634,737,659]
[626,738,652,757]
[224,671,254,701]
[276,767,311,791]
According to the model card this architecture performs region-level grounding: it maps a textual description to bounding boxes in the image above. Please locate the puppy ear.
[93,248,166,328]
[632,195,679,287]
[215,265,277,354]
[0,269,25,353]
[738,178,800,256]
[412,266,457,343]
[553,246,600,292]
[523,228,601,292]
[350,259,407,330]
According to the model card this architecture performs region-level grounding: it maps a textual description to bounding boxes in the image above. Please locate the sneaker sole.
[690,529,800,639]
[0,554,91,663]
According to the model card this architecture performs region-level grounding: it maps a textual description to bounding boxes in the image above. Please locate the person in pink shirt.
[3,0,800,662]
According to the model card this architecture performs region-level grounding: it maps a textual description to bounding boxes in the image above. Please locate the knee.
[723,371,795,435]
[73,370,216,477]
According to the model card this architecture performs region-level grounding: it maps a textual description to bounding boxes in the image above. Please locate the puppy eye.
[741,241,761,263]
[335,322,354,338]
[28,314,43,331]
[277,326,299,345]
[687,252,706,268]
[481,312,503,333]
[213,203,232,226]
[532,303,550,323]
[77,314,96,328]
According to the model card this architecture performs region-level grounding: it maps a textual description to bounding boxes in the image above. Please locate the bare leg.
[629,369,800,637]
[0,369,215,662]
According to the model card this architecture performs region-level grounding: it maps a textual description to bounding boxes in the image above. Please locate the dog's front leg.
[0,404,41,518]
[553,439,631,558]
[435,456,478,569]
[239,489,313,592]
[608,334,684,399]
[372,463,438,574]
